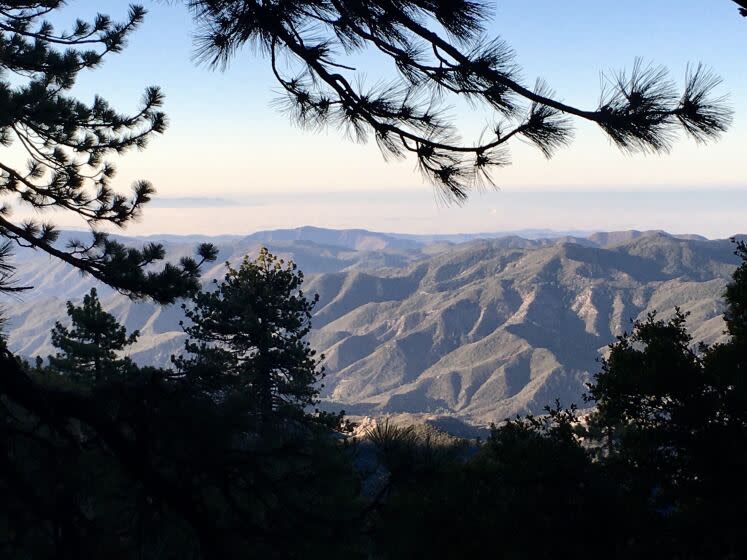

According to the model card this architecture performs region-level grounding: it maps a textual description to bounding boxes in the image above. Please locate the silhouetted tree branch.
[0,2,217,300]
[187,0,732,200]
[1,6,222,550]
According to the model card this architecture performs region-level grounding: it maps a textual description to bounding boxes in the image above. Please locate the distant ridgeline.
[4,228,740,424]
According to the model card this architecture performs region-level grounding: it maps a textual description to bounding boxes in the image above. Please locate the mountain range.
[2,227,740,425]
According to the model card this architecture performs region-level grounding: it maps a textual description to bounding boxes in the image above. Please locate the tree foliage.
[0,1,217,300]
[370,241,747,559]
[174,248,326,422]
[0,8,220,549]
[584,242,747,557]
[45,288,139,383]
[0,2,745,558]
[3,242,747,558]
[1,250,361,559]
[187,0,732,199]
[723,240,747,342]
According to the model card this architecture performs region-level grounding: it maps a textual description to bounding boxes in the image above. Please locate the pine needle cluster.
[0,2,217,301]
[188,0,732,200]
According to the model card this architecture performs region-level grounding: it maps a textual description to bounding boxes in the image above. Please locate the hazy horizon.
[8,1,739,242]
[18,187,747,240]
[2,2,745,553]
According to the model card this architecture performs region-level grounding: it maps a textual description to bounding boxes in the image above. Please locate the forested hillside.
[5,228,739,423]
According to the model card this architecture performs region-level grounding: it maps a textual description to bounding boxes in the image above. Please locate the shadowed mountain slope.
[306,233,737,422]
[2,228,739,424]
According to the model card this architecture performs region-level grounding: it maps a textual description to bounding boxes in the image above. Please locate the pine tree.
[175,248,324,422]
[46,288,139,383]
[0,2,217,300]
[585,241,747,556]
[723,240,747,342]
[0,8,218,549]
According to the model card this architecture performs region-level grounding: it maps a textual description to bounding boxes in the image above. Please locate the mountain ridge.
[2,227,740,424]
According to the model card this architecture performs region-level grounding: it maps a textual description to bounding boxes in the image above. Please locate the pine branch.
[187,0,732,199]
[0,3,216,301]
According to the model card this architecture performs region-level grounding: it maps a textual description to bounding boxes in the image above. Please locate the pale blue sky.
[25,1,747,236]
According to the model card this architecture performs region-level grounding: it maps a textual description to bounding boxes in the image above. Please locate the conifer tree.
[0,5,217,551]
[723,240,747,342]
[585,241,747,556]
[0,2,217,300]
[47,288,139,383]
[175,248,324,422]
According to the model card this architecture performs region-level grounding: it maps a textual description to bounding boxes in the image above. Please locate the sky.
[10,0,747,237]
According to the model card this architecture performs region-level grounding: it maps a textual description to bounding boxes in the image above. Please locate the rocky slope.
[2,228,739,424]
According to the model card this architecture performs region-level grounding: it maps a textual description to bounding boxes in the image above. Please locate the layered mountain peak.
[2,227,739,424]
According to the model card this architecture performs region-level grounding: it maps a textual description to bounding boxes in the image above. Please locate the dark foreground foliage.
[370,243,747,560]
[1,249,361,559]
[1,243,746,559]
[0,2,744,558]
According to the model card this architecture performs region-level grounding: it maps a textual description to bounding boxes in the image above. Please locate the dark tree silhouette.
[186,0,732,199]
[0,5,219,554]
[369,404,646,559]
[175,248,324,422]
[585,243,747,557]
[0,2,217,301]
[1,258,361,559]
[723,240,747,341]
[46,288,139,383]
[0,241,26,294]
